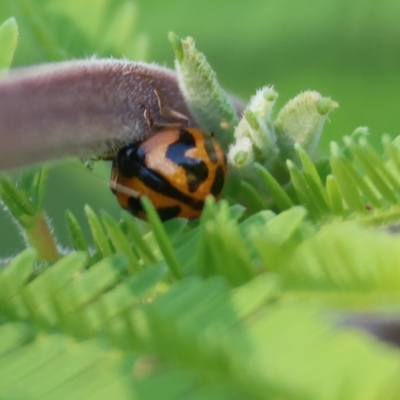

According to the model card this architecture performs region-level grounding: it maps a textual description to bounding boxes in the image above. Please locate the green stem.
[24,212,59,262]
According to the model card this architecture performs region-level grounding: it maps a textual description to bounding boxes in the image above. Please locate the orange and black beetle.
[110,126,227,221]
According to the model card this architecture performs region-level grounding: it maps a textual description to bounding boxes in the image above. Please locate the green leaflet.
[130,277,400,400]
[0,332,135,399]
[2,265,400,399]
[141,197,183,280]
[247,132,400,225]
[280,222,400,302]
[0,17,18,71]
[0,250,166,337]
[169,33,238,150]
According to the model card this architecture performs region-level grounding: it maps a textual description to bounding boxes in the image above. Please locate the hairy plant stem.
[24,212,59,262]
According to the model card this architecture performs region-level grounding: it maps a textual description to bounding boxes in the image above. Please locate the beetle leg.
[153,87,190,126]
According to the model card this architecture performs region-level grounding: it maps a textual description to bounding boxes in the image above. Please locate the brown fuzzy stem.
[0,59,197,170]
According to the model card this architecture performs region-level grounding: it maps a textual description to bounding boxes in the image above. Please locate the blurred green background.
[1,0,400,254]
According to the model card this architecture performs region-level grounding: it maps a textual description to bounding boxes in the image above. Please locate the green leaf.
[84,205,112,258]
[65,210,89,252]
[0,322,34,357]
[27,252,88,305]
[252,207,310,273]
[0,249,36,295]
[85,263,167,332]
[169,33,238,149]
[254,162,293,211]
[295,143,330,212]
[330,156,366,213]
[141,197,183,280]
[287,160,325,217]
[280,222,400,303]
[195,199,254,285]
[239,180,269,215]
[0,334,134,399]
[132,277,400,400]
[326,175,344,216]
[101,212,141,274]
[121,217,157,264]
[0,175,36,220]
[0,17,18,70]
[70,254,128,305]
[0,250,36,320]
[347,138,399,203]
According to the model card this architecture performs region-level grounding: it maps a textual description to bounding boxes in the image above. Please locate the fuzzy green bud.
[232,86,279,168]
[275,91,338,161]
[169,33,239,150]
[228,137,254,169]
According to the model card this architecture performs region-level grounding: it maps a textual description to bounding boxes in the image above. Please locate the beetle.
[110,95,227,221]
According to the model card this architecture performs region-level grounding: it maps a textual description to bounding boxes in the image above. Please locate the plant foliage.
[2,3,400,400]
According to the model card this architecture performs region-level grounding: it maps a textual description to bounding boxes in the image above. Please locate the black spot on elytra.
[127,196,143,215]
[185,160,209,193]
[117,143,146,178]
[118,138,204,210]
[166,130,209,193]
[156,205,182,221]
[127,198,181,221]
[210,165,225,197]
